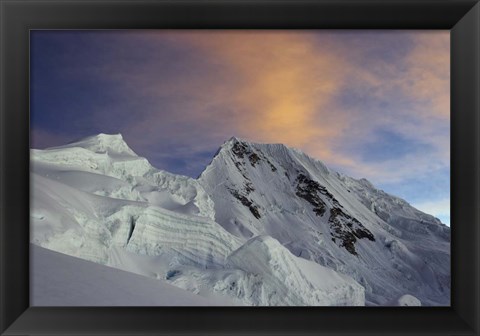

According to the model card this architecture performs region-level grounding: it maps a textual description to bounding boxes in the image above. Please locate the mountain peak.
[97,133,124,140]
[225,136,248,145]
[58,133,137,156]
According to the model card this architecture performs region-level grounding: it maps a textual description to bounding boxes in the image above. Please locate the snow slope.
[226,236,364,306]
[30,244,234,306]
[198,137,450,306]
[30,134,364,306]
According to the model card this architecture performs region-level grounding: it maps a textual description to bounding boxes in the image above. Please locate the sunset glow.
[31,30,450,224]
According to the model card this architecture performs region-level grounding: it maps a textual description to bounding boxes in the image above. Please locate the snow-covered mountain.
[30,133,450,306]
[198,137,450,305]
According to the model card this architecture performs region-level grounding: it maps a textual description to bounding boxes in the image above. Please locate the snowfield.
[30,133,450,306]
[31,244,235,306]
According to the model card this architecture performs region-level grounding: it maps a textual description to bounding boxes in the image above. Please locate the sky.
[30,30,450,225]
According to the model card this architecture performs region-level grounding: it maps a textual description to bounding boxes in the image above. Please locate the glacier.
[30,133,450,306]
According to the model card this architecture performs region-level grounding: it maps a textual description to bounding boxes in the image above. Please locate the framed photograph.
[1,0,479,335]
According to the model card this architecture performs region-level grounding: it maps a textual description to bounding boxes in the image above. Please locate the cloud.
[124,32,371,170]
[183,31,349,147]
[78,31,354,173]
[31,30,450,189]
[145,32,347,142]
[300,31,450,184]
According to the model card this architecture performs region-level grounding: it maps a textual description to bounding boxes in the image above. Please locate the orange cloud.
[101,30,449,183]
[312,31,450,181]
[181,31,350,148]
[403,33,450,120]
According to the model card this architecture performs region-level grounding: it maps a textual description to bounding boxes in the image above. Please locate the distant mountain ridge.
[30,133,450,306]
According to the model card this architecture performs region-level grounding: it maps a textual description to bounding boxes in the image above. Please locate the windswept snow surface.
[30,133,450,306]
[31,244,234,306]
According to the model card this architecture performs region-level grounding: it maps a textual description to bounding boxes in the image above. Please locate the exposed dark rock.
[248,153,261,167]
[329,206,375,255]
[295,174,328,217]
[268,161,278,172]
[229,188,261,219]
[295,173,374,256]
[244,182,255,194]
[354,227,375,241]
[232,142,249,159]
[231,139,277,172]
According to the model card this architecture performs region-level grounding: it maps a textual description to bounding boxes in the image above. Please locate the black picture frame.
[1,0,479,335]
